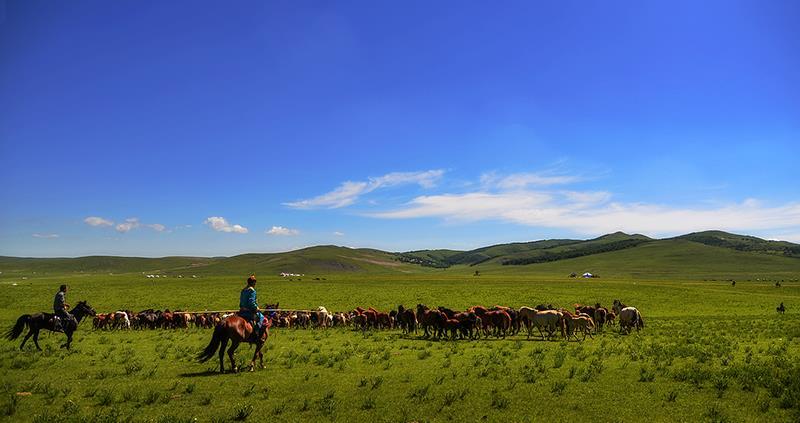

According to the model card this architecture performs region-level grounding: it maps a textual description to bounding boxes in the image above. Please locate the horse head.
[72,301,97,321]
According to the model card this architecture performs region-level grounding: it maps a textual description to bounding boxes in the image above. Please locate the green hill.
[497,232,652,265]
[675,230,800,258]
[190,246,423,276]
[474,239,800,279]
[0,256,216,276]
[398,239,581,267]
[1,231,798,279]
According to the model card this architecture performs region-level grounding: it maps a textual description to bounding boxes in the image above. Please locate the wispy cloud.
[480,171,582,190]
[84,216,113,227]
[84,216,165,233]
[284,169,445,209]
[146,223,167,232]
[32,233,59,239]
[333,231,345,236]
[204,216,248,234]
[266,226,300,236]
[369,172,800,237]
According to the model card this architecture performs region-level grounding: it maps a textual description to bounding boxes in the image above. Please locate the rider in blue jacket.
[239,275,264,340]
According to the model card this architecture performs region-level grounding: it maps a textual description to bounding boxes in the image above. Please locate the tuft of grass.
[703,404,731,423]
[665,390,678,403]
[638,367,656,383]
[490,390,509,410]
[1,394,18,417]
[96,389,115,406]
[408,385,431,402]
[551,381,567,396]
[360,395,376,410]
[553,349,567,368]
[317,391,336,417]
[232,403,253,421]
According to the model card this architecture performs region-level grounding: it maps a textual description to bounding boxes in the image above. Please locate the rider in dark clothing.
[239,275,264,341]
[53,284,73,332]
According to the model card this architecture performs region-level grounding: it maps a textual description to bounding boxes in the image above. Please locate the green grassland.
[0,272,799,422]
[1,232,799,422]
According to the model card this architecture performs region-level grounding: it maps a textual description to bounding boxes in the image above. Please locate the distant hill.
[476,239,800,279]
[0,246,423,277]
[0,256,216,275]
[1,231,798,278]
[189,246,422,276]
[675,231,800,258]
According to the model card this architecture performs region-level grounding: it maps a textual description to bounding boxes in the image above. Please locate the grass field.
[1,273,799,422]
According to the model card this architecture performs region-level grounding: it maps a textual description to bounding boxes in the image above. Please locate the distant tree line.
[500,239,649,265]
[396,254,451,268]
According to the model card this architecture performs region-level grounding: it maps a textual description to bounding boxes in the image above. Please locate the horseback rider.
[239,275,265,341]
[777,302,786,314]
[52,284,73,332]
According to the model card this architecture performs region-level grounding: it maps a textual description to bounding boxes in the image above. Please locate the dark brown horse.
[6,301,96,350]
[197,314,271,373]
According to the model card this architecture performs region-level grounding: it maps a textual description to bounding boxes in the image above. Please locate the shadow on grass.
[179,370,223,378]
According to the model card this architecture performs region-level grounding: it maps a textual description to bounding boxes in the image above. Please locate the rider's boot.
[52,316,63,332]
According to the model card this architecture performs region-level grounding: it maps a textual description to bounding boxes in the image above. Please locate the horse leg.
[33,330,42,351]
[228,341,240,372]
[61,331,73,349]
[20,327,34,350]
[218,338,228,373]
[249,345,259,371]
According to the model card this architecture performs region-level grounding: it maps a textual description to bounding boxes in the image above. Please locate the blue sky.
[1,1,798,257]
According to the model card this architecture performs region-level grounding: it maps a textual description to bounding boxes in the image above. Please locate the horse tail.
[197,324,225,363]
[637,310,644,329]
[5,315,31,340]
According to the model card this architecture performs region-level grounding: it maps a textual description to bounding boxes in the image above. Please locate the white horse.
[618,307,643,334]
[316,306,333,328]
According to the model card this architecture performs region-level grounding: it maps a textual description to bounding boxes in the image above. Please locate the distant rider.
[239,275,265,341]
[53,284,73,332]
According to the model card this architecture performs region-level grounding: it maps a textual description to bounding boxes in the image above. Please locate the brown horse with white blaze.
[197,314,270,373]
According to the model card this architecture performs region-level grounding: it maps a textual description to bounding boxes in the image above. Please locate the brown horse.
[6,301,96,350]
[197,314,270,373]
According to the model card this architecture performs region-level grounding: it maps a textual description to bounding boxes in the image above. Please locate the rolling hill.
[1,231,798,278]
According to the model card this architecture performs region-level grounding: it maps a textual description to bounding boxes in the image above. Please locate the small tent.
[582,272,594,278]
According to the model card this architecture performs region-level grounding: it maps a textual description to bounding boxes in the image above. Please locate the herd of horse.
[5,298,644,373]
[87,300,643,340]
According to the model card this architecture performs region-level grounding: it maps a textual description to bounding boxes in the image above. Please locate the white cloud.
[333,231,345,236]
[284,169,445,209]
[204,216,248,234]
[266,226,300,236]
[369,172,800,237]
[32,233,59,239]
[84,216,113,227]
[116,218,140,233]
[767,233,800,243]
[84,216,165,233]
[146,223,166,232]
